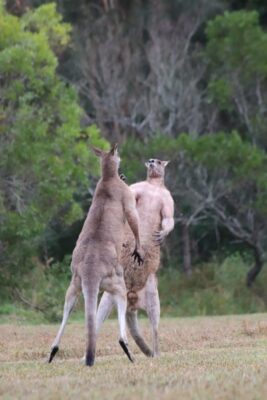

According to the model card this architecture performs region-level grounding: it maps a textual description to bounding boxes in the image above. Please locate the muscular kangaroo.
[97,158,174,357]
[48,144,143,366]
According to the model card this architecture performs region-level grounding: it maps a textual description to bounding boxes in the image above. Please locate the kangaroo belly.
[121,239,160,292]
[73,240,119,277]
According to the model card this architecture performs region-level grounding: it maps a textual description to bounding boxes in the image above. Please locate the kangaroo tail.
[126,310,153,357]
[82,281,99,367]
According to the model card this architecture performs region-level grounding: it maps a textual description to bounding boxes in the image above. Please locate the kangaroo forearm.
[132,221,141,249]
[161,217,174,236]
[127,210,141,248]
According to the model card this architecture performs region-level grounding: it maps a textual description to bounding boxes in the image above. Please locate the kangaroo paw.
[119,173,127,182]
[131,249,144,266]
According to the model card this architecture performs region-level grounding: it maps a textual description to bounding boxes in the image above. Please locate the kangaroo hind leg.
[80,291,115,364]
[112,269,134,363]
[48,274,81,363]
[96,292,115,334]
[115,293,134,362]
[126,310,153,357]
[145,275,160,357]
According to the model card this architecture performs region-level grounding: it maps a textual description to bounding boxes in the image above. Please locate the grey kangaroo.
[48,144,143,366]
[96,158,174,357]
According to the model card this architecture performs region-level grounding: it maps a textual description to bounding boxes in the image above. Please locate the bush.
[159,254,267,316]
[1,254,266,323]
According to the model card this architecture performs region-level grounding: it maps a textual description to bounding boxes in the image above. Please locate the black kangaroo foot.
[119,339,134,363]
[48,346,59,363]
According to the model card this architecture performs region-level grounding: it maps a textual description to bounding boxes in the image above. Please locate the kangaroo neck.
[147,175,165,186]
[102,165,119,180]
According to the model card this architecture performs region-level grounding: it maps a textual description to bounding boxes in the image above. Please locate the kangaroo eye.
[157,160,161,165]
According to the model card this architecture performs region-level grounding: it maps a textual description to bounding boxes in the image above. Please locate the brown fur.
[122,232,160,294]
[96,158,174,357]
[49,144,142,366]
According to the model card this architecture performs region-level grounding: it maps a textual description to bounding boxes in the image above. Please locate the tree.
[173,133,267,286]
[206,10,267,148]
[73,0,221,140]
[121,133,267,285]
[0,2,107,297]
[226,0,267,26]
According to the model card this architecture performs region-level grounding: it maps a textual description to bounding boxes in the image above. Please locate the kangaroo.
[48,144,143,366]
[96,158,174,357]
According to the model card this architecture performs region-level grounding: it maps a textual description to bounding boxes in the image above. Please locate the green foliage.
[159,255,267,316]
[122,132,266,183]
[178,132,266,178]
[207,79,233,111]
[121,135,180,183]
[21,3,71,54]
[19,256,74,321]
[2,1,267,315]
[1,256,267,322]
[122,132,267,282]
[0,303,46,324]
[122,132,267,214]
[177,133,267,216]
[206,11,267,76]
[206,10,267,144]
[0,4,107,297]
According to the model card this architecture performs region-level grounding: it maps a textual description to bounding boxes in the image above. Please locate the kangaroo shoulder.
[162,187,174,207]
[130,180,147,190]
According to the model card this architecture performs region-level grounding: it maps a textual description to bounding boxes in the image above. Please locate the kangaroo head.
[145,158,169,179]
[92,143,121,178]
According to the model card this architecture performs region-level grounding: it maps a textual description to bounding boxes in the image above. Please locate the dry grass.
[1,314,267,399]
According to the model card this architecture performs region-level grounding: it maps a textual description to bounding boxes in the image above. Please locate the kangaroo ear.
[145,162,149,168]
[91,147,103,158]
[110,143,118,155]
[162,160,170,167]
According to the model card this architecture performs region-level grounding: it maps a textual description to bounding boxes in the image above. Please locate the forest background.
[1,0,267,321]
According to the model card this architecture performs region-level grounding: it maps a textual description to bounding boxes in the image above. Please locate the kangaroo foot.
[85,350,95,367]
[119,339,134,363]
[48,346,59,363]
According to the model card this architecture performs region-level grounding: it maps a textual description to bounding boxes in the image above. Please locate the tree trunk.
[246,246,264,287]
[182,221,192,276]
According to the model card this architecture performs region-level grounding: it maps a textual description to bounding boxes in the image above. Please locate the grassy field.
[1,314,267,400]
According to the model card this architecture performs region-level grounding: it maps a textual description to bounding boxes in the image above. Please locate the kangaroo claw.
[119,173,127,182]
[152,230,165,246]
[131,249,143,265]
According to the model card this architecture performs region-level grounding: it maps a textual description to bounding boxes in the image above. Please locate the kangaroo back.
[49,144,142,367]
